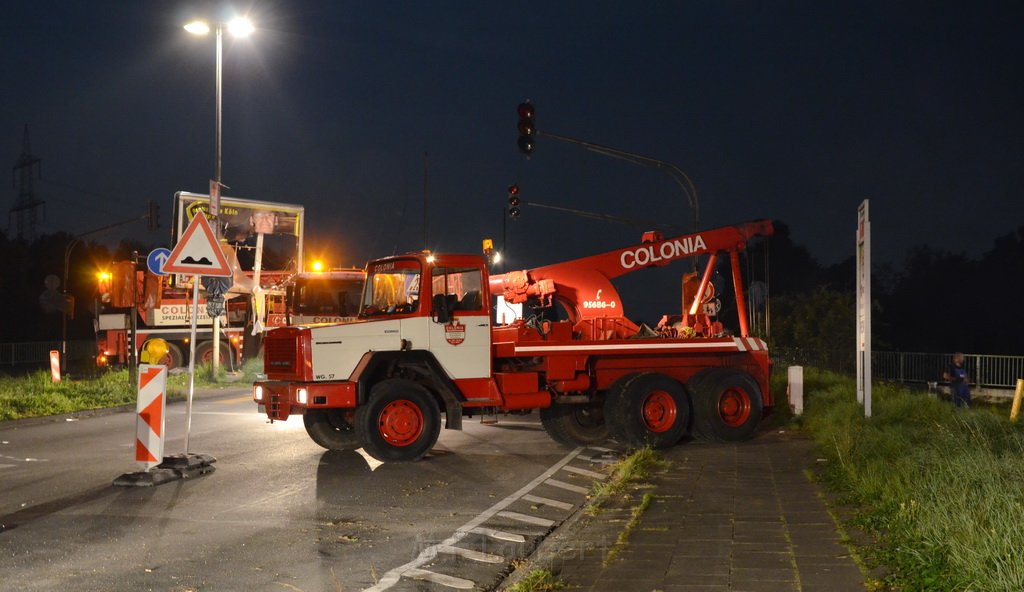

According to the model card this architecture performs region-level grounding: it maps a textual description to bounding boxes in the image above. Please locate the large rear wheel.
[539,401,608,447]
[304,409,360,450]
[604,373,689,448]
[689,368,763,442]
[195,340,233,369]
[355,379,441,462]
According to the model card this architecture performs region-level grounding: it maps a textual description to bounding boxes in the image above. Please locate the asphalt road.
[0,388,617,592]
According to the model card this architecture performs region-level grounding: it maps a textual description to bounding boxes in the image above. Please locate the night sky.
[4,2,1023,312]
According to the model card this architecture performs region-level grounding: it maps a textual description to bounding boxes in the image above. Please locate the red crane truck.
[253,220,774,462]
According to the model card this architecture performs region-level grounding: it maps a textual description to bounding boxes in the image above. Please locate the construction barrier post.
[1010,379,1024,423]
[788,366,804,416]
[134,364,167,469]
[49,350,61,383]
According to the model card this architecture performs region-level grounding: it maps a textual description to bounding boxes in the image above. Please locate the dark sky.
[4,2,1023,284]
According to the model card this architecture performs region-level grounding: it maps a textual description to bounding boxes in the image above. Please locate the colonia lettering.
[620,235,707,269]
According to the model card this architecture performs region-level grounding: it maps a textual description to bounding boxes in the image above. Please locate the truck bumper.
[252,380,357,421]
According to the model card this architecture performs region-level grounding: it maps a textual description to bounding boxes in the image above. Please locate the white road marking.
[362,447,585,592]
[0,455,48,463]
[544,478,589,495]
[467,526,526,543]
[587,445,614,452]
[437,544,504,563]
[521,494,574,511]
[496,510,556,527]
[356,448,384,471]
[563,465,607,480]
[403,568,474,589]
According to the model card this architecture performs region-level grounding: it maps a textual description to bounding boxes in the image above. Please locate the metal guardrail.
[873,351,1024,389]
[0,340,95,366]
[776,348,1024,390]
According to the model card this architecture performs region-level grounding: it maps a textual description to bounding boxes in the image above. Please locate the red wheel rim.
[642,390,677,433]
[377,400,424,446]
[718,387,752,427]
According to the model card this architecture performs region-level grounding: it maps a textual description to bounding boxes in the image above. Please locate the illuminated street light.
[183,15,255,382]
[183,20,210,35]
[183,16,255,193]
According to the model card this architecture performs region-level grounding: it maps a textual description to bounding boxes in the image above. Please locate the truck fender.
[350,350,463,431]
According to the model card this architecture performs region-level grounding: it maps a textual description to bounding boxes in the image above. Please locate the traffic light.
[517,101,535,156]
[147,200,160,231]
[507,184,521,218]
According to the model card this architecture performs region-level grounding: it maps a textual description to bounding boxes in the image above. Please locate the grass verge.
[791,368,1024,591]
[588,446,668,511]
[0,358,262,422]
[504,569,566,592]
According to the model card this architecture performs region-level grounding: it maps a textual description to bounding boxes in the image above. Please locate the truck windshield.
[293,276,363,318]
[360,260,422,316]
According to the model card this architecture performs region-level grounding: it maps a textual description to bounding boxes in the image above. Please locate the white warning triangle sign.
[162,214,232,276]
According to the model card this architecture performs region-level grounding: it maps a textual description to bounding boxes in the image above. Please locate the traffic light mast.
[513,100,699,237]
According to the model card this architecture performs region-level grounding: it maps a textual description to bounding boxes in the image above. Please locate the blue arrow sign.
[147,248,172,276]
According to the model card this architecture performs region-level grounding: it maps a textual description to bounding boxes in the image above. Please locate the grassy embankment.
[0,359,263,422]
[783,368,1024,591]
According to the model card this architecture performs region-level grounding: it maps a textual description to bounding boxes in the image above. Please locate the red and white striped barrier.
[135,365,167,469]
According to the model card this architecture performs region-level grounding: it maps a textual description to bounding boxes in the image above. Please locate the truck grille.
[265,331,300,378]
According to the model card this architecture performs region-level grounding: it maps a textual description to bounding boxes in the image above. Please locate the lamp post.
[184,17,254,377]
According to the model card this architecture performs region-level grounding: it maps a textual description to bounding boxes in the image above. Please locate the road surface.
[0,387,616,591]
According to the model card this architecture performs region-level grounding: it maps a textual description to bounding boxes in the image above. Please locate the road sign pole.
[185,274,199,452]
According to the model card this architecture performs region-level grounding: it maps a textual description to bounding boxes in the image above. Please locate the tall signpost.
[162,214,232,452]
[856,200,872,418]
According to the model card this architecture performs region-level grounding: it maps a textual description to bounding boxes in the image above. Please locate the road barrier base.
[113,453,217,487]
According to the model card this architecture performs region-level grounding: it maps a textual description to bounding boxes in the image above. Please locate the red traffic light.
[508,183,522,218]
[517,102,534,119]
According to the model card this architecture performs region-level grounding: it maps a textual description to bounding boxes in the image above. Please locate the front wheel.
[304,409,360,450]
[689,369,763,442]
[539,402,608,447]
[604,373,689,448]
[355,379,441,462]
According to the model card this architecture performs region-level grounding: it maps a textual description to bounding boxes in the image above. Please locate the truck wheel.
[304,409,360,450]
[689,369,762,442]
[604,373,689,449]
[355,379,441,462]
[539,402,608,447]
[598,373,641,447]
[195,340,232,368]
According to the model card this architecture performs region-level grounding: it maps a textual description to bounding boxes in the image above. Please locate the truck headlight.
[297,388,308,405]
[254,385,264,401]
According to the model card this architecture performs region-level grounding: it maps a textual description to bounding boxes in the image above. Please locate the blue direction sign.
[147,248,172,276]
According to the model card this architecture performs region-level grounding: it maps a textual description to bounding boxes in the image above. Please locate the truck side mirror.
[432,293,451,324]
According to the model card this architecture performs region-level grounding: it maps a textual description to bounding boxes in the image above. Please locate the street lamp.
[184,17,253,193]
[184,16,254,377]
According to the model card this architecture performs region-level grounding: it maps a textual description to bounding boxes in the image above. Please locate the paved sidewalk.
[501,430,867,592]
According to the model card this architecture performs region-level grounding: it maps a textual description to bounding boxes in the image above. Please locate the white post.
[788,366,804,416]
[856,200,872,418]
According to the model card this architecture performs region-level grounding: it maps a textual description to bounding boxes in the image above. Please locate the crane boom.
[489,219,773,338]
